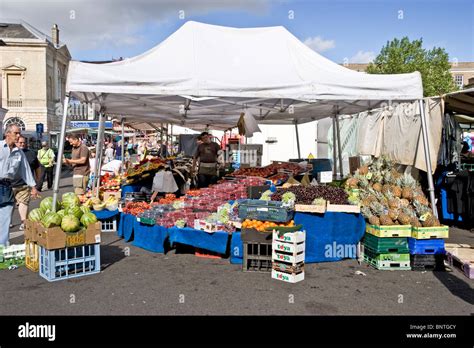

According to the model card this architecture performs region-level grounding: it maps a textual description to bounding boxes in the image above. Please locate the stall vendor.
[191,132,222,188]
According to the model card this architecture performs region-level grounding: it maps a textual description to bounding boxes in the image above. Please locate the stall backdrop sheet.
[91,209,120,220]
[132,221,167,253]
[294,212,366,263]
[168,227,230,254]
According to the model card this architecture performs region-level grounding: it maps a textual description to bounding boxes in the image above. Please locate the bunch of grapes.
[271,185,348,205]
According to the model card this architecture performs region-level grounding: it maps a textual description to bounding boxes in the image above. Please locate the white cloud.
[303,36,335,53]
[0,0,270,58]
[350,50,376,63]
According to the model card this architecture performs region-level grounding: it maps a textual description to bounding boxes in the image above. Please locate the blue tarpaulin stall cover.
[168,227,230,255]
[118,213,136,241]
[294,212,365,262]
[132,220,167,253]
[91,209,120,220]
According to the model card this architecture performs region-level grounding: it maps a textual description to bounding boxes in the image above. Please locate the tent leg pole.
[418,99,437,218]
[332,116,337,178]
[294,121,301,159]
[93,112,105,197]
[52,95,69,211]
[335,113,344,179]
[121,118,125,175]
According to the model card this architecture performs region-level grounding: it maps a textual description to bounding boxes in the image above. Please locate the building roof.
[0,19,66,48]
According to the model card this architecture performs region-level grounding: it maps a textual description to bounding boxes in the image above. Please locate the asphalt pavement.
[1,171,473,315]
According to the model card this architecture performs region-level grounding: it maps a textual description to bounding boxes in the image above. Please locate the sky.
[0,0,473,63]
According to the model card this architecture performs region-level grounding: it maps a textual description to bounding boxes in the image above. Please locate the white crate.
[272,251,305,264]
[273,241,305,254]
[272,269,304,283]
[101,219,117,233]
[272,231,305,244]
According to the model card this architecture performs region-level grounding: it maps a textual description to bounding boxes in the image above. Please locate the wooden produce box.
[36,222,101,250]
[326,202,360,213]
[366,224,412,238]
[294,204,326,214]
[24,220,39,242]
[272,230,305,244]
[272,269,304,283]
[411,225,449,239]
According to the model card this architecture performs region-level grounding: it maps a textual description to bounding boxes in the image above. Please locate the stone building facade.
[0,20,70,145]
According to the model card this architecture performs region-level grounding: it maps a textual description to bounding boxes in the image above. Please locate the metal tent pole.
[52,95,70,211]
[294,121,301,159]
[335,112,344,178]
[121,118,125,175]
[418,99,438,217]
[93,112,106,196]
[332,116,337,178]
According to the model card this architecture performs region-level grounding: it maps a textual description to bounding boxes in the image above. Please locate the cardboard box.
[294,204,326,213]
[272,230,305,244]
[326,203,361,213]
[271,269,304,283]
[272,251,305,264]
[273,241,305,254]
[24,220,39,242]
[36,222,101,250]
[318,171,333,183]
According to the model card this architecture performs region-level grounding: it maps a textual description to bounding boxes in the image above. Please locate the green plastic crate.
[362,233,409,254]
[238,200,294,222]
[362,246,410,262]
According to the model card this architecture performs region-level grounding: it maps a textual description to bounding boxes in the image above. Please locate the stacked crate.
[272,230,305,283]
[238,200,294,273]
[362,225,411,270]
[409,225,448,271]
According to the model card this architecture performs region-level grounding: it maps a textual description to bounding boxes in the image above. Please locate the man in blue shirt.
[0,124,39,246]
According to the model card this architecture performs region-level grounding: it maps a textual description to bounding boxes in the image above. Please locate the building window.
[4,117,26,131]
[6,73,22,107]
[454,75,464,88]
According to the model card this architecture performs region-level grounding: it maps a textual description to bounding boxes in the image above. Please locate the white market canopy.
[65,21,423,127]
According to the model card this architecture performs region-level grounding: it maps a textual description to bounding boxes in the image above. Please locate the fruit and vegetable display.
[28,193,98,233]
[270,185,349,205]
[123,201,151,216]
[83,196,119,211]
[242,219,295,232]
[231,162,305,179]
[125,158,164,178]
[345,157,440,227]
[100,173,122,190]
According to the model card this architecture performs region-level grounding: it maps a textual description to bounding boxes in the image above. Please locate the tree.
[366,37,457,97]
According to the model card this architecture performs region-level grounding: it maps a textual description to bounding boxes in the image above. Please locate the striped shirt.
[0,140,36,187]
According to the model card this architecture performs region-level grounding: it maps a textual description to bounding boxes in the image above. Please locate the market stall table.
[230,212,366,264]
[167,227,230,255]
[132,220,167,253]
[118,213,137,241]
[91,209,120,220]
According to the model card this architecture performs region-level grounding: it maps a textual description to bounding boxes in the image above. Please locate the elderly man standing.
[36,140,55,191]
[11,136,40,231]
[0,125,39,246]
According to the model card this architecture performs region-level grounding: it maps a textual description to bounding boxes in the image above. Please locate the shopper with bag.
[0,125,39,246]
[36,141,55,191]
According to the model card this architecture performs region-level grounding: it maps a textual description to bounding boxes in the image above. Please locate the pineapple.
[422,214,440,227]
[345,176,359,189]
[382,184,392,196]
[358,165,369,176]
[413,194,429,206]
[398,207,414,225]
[400,173,417,200]
[379,214,394,226]
[392,177,403,198]
[410,217,422,228]
[361,206,380,226]
[388,208,400,221]
[385,190,400,209]
[400,198,410,208]
[372,182,383,192]
[357,176,369,189]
